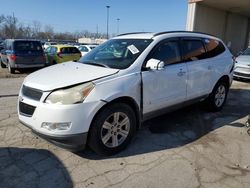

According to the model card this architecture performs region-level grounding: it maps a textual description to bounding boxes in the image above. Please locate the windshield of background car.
[14,41,43,52]
[242,48,250,55]
[78,39,153,69]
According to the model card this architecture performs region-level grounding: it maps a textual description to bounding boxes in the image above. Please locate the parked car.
[45,45,81,65]
[234,47,250,79]
[18,31,234,155]
[0,39,46,73]
[43,42,57,49]
[78,44,97,56]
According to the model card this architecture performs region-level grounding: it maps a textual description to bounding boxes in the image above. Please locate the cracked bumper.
[20,120,88,151]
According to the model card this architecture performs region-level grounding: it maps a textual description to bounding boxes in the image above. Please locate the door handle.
[177,69,186,76]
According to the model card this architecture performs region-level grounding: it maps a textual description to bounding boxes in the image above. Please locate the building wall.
[193,4,227,40]
[187,3,250,54]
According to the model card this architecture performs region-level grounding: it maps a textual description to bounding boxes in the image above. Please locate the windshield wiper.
[83,61,110,68]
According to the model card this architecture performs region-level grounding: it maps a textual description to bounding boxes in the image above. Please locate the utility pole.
[106,5,110,39]
[116,18,120,35]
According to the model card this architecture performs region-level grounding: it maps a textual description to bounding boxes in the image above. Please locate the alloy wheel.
[101,112,130,148]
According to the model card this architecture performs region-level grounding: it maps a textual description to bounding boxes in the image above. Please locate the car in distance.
[0,39,46,73]
[45,45,81,65]
[234,47,250,79]
[43,42,57,49]
[78,44,97,56]
[18,31,234,155]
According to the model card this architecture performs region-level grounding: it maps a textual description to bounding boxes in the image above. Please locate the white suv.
[18,31,234,155]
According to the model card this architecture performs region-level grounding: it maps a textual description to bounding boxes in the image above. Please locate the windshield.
[78,39,152,69]
[242,47,250,55]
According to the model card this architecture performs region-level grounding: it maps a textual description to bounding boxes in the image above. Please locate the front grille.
[22,85,43,101]
[19,102,36,117]
[234,72,250,78]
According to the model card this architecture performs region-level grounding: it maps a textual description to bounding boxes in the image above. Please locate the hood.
[236,55,250,65]
[23,62,119,91]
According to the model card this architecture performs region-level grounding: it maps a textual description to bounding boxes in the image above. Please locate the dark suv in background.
[0,39,46,73]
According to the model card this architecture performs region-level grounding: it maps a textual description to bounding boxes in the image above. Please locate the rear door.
[142,38,187,114]
[181,38,212,100]
[14,41,45,65]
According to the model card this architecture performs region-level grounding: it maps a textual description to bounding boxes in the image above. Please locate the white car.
[78,45,97,56]
[43,42,57,49]
[18,31,234,155]
[234,47,250,79]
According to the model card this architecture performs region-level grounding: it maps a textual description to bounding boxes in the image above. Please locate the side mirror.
[145,58,165,70]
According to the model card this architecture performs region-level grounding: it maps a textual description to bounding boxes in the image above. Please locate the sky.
[1,0,188,35]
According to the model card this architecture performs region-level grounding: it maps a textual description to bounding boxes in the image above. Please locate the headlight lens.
[45,82,94,105]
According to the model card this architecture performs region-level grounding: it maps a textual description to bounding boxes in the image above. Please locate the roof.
[114,31,218,40]
[50,44,77,48]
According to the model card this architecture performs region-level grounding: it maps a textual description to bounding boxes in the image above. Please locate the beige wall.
[193,4,227,40]
[187,3,250,54]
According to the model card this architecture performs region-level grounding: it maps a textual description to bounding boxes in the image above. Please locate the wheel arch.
[90,96,141,133]
[216,75,230,89]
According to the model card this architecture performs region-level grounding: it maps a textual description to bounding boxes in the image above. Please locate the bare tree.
[32,21,42,38]
[0,13,106,41]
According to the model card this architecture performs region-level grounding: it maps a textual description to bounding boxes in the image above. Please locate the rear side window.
[14,41,43,52]
[203,38,225,58]
[79,46,89,52]
[69,47,80,53]
[182,39,206,61]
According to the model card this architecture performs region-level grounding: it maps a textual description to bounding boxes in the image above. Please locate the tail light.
[57,52,63,58]
[10,54,16,61]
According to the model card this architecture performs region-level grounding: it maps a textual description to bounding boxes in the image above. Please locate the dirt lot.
[0,70,250,188]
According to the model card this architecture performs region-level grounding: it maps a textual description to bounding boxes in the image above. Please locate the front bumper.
[20,120,88,151]
[18,87,106,151]
[233,65,250,79]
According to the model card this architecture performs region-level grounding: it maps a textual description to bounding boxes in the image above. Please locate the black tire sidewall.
[88,103,136,156]
[8,62,15,74]
[208,81,228,111]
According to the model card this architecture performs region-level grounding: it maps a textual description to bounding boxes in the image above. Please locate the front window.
[78,39,152,69]
[242,48,250,55]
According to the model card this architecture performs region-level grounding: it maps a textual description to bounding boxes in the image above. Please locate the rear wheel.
[204,81,228,111]
[7,62,15,74]
[88,103,136,156]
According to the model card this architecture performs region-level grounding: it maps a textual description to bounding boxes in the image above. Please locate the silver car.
[234,47,250,79]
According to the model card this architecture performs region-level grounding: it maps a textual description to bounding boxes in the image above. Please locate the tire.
[0,59,6,68]
[204,81,228,112]
[7,62,15,74]
[88,103,136,156]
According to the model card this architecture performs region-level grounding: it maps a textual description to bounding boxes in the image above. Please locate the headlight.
[45,82,94,105]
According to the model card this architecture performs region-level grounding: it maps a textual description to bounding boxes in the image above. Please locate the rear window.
[203,39,225,58]
[14,41,43,52]
[61,47,80,54]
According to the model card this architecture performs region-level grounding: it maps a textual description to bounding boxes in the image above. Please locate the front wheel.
[204,81,228,112]
[0,60,6,68]
[88,103,136,156]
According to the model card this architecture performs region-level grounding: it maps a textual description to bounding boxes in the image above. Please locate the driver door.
[142,39,187,115]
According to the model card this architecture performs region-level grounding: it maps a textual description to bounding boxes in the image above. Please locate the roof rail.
[117,32,151,37]
[153,31,217,37]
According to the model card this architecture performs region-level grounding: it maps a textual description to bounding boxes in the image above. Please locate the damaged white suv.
[18,31,234,155]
